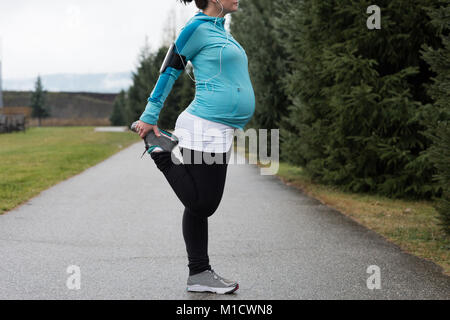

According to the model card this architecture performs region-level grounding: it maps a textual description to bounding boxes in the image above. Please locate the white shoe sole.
[187,284,239,294]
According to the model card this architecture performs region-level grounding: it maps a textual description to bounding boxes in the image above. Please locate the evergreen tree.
[178,65,196,111]
[110,90,127,126]
[126,40,159,126]
[275,0,443,199]
[30,76,49,127]
[428,122,450,234]
[421,3,450,234]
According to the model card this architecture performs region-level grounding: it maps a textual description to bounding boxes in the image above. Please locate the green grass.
[0,127,140,214]
[235,144,450,275]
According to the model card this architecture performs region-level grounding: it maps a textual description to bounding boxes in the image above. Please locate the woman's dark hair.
[179,0,209,10]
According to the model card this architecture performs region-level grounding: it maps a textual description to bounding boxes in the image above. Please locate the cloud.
[0,0,198,78]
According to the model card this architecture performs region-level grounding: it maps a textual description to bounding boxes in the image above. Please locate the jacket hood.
[190,11,226,27]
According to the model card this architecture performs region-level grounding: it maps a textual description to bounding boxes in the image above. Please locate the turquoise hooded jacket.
[139,11,255,130]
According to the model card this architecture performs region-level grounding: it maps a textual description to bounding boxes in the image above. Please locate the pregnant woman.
[133,0,255,294]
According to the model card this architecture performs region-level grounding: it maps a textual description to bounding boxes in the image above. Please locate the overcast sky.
[0,0,200,79]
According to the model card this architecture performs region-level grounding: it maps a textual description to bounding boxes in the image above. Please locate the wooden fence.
[0,114,26,133]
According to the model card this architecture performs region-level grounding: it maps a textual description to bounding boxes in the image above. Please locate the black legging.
[150,147,231,276]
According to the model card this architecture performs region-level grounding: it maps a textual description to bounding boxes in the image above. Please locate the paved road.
[0,142,449,300]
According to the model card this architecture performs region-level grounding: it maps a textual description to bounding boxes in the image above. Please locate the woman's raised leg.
[150,147,231,217]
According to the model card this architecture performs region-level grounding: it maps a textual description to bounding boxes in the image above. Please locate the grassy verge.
[0,127,140,214]
[235,144,450,275]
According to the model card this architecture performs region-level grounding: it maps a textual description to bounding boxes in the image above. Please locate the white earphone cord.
[173,0,229,91]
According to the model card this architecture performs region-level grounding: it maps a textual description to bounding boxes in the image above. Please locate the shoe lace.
[207,269,218,280]
[140,141,151,158]
[210,269,226,282]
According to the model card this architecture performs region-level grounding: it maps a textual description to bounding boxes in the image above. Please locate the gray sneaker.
[187,269,239,294]
[130,121,179,155]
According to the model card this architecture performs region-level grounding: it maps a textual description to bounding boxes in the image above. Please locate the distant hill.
[3,91,118,125]
[4,72,133,93]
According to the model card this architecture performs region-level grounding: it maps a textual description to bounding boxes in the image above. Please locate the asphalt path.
[0,142,449,299]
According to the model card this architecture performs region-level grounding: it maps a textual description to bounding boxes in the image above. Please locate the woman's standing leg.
[182,207,210,275]
[150,147,231,275]
[180,148,230,275]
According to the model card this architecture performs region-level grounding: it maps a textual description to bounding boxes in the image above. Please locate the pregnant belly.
[194,85,255,119]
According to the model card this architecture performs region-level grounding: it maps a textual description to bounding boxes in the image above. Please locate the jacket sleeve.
[139,21,206,125]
